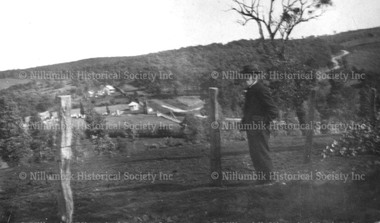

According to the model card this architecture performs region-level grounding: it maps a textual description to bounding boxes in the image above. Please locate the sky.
[0,0,379,71]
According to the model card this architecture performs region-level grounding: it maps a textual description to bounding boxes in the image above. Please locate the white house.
[39,111,50,120]
[128,101,141,111]
[104,85,115,95]
[88,85,115,97]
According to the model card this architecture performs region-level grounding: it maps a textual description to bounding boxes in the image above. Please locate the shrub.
[116,136,128,153]
[181,114,207,143]
[29,114,56,162]
[84,105,107,139]
[157,126,172,137]
[84,104,118,156]
[322,117,380,158]
[0,98,33,164]
[93,135,116,156]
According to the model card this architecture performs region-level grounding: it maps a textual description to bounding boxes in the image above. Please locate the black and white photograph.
[0,0,380,222]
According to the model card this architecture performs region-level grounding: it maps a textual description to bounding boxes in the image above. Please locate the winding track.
[331,50,350,70]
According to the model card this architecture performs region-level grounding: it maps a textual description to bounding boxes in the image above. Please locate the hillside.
[320,27,380,72]
[0,78,30,90]
[0,36,342,118]
[1,27,379,118]
[0,38,337,87]
[2,27,380,86]
[320,27,380,46]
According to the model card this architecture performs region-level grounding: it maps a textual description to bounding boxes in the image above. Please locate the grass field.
[340,36,380,73]
[1,135,380,222]
[345,42,380,73]
[0,78,30,90]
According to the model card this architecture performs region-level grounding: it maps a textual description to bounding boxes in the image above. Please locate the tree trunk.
[295,104,307,136]
[256,20,265,40]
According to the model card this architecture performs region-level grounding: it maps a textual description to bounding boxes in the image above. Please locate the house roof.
[105,85,115,90]
[128,101,139,106]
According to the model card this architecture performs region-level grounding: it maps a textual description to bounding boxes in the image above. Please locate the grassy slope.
[321,27,380,72]
[1,135,379,222]
[0,37,336,119]
[345,42,380,72]
[0,78,30,90]
[2,27,379,87]
[0,38,335,84]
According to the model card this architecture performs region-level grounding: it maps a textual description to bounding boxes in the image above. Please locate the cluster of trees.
[0,96,116,163]
[0,98,32,163]
[322,69,380,157]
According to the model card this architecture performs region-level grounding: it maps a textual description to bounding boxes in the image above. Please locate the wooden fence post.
[209,88,222,186]
[57,95,74,223]
[304,89,316,164]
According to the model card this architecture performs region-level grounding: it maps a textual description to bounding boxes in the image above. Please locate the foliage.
[35,95,54,112]
[322,118,380,158]
[28,113,55,162]
[157,126,173,138]
[322,67,380,158]
[0,85,56,117]
[84,103,117,156]
[355,70,380,118]
[84,104,107,139]
[0,98,32,163]
[93,135,116,156]
[116,136,128,152]
[1,37,333,95]
[180,114,206,143]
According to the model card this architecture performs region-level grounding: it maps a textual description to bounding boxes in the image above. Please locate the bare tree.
[231,0,332,41]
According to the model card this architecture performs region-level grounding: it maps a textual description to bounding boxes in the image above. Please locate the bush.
[93,135,116,156]
[322,117,380,158]
[84,105,107,139]
[0,98,33,164]
[157,126,172,137]
[181,114,207,143]
[116,136,128,153]
[84,104,118,156]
